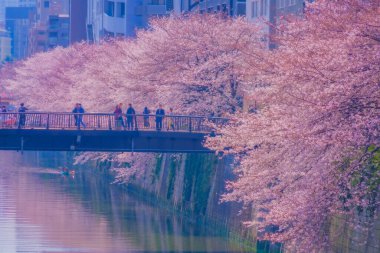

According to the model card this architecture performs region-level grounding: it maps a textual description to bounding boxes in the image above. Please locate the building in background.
[246,0,304,47]
[28,0,70,55]
[5,7,36,60]
[0,1,19,27]
[86,0,102,43]
[0,0,308,60]
[0,28,12,64]
[0,0,36,27]
[183,0,246,16]
[87,0,187,43]
[70,0,87,44]
[47,14,70,47]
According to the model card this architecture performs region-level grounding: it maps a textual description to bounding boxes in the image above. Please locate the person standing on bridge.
[72,103,86,129]
[126,104,136,130]
[167,108,175,131]
[143,107,150,128]
[114,103,125,130]
[155,104,165,131]
[1,106,6,127]
[18,103,28,128]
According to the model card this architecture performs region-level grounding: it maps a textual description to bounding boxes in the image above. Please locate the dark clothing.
[143,108,150,128]
[1,108,6,113]
[126,107,136,130]
[155,109,165,118]
[72,107,85,114]
[155,108,165,130]
[143,108,150,115]
[18,106,28,128]
[72,106,86,128]
[126,107,136,117]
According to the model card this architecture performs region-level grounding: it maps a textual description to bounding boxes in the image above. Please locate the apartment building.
[28,0,70,55]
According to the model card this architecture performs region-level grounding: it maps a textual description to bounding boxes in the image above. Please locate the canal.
[0,152,253,253]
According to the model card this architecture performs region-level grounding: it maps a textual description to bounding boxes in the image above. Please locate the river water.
[0,152,253,253]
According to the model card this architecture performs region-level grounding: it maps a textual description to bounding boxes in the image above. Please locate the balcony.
[103,13,125,34]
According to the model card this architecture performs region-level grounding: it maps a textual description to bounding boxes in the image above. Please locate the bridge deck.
[0,113,226,152]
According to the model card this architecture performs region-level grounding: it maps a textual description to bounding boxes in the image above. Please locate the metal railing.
[0,112,228,133]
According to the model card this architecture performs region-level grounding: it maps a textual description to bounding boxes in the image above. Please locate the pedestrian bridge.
[0,112,227,153]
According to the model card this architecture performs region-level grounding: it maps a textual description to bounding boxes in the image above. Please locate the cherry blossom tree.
[123,14,266,114]
[2,15,265,115]
[206,0,380,251]
[74,152,156,183]
[1,2,378,251]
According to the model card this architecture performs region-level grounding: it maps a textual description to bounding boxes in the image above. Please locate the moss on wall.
[181,153,217,215]
[166,156,178,200]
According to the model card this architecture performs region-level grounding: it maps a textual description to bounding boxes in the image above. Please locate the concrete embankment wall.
[119,153,258,245]
[108,153,380,253]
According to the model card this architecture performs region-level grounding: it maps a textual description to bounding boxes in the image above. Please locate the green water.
[0,152,254,253]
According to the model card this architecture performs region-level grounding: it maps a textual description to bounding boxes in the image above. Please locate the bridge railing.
[0,112,228,133]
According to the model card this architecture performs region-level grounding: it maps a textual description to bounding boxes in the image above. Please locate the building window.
[49,32,58,37]
[222,4,227,13]
[251,0,258,18]
[105,1,115,17]
[289,0,296,5]
[116,2,125,18]
[278,0,286,8]
[166,0,174,11]
[44,1,49,8]
[236,3,246,16]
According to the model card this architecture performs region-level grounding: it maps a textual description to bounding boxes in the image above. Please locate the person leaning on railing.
[114,103,125,130]
[18,103,28,128]
[167,108,175,131]
[143,107,150,128]
[72,103,86,129]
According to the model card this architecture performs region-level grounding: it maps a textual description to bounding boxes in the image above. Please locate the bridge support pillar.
[131,138,134,155]
[20,136,24,154]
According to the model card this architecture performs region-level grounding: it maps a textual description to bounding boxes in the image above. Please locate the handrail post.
[108,115,112,130]
[17,113,20,129]
[134,115,138,131]
[76,113,80,130]
[46,114,50,129]
[189,117,192,132]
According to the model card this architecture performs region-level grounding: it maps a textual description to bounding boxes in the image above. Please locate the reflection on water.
[0,152,252,253]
